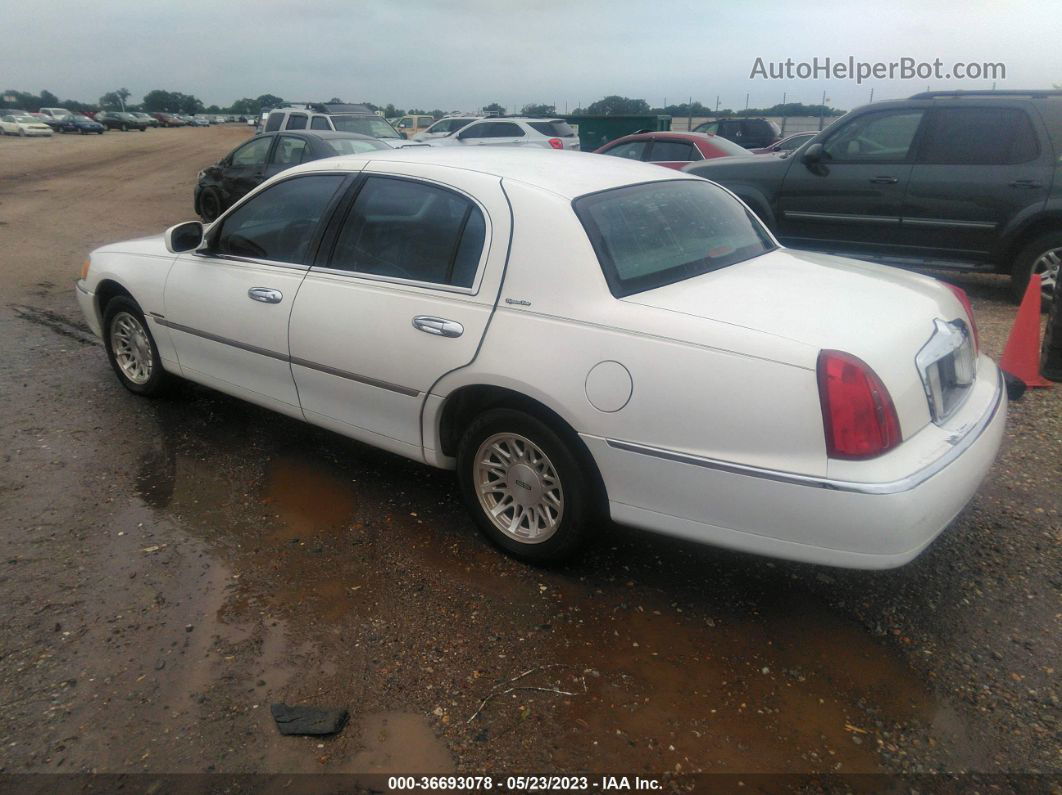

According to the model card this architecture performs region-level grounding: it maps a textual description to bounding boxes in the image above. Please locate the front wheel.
[102,297,172,396]
[1011,231,1062,309]
[456,409,591,564]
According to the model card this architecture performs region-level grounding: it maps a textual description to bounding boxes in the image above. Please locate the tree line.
[3,89,845,119]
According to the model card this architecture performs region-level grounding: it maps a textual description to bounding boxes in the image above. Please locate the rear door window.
[230,136,273,167]
[327,176,486,288]
[310,116,331,130]
[602,140,648,160]
[285,113,308,130]
[649,140,698,161]
[918,107,1040,164]
[271,136,309,167]
[481,122,525,138]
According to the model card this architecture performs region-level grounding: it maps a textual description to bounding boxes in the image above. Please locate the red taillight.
[817,350,902,459]
[942,282,979,353]
[548,137,563,150]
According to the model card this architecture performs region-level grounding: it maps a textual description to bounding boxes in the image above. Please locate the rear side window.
[529,121,575,137]
[574,180,775,297]
[602,140,648,160]
[285,113,308,130]
[271,136,308,167]
[265,112,283,132]
[649,140,697,161]
[480,122,524,138]
[919,107,1040,165]
[310,116,331,130]
[214,175,345,264]
[328,176,485,288]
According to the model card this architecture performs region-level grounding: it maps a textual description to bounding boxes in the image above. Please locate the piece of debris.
[270,703,349,736]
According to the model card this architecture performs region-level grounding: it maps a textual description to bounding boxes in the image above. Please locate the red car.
[594,131,751,169]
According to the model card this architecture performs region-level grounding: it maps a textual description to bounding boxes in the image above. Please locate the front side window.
[823,110,924,162]
[575,180,776,297]
[649,140,698,161]
[213,175,345,264]
[264,112,283,132]
[919,107,1039,165]
[230,136,272,167]
[328,176,486,288]
[602,140,648,160]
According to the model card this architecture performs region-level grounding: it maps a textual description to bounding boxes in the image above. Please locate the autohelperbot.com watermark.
[750,56,1005,84]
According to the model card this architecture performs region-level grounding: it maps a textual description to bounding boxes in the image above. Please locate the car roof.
[258,130,380,141]
[289,147,694,199]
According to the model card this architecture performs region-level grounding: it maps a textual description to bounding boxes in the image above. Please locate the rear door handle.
[412,316,463,338]
[1010,179,1043,188]
[248,287,283,304]
[870,176,899,184]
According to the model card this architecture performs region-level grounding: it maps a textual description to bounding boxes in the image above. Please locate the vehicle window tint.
[458,123,485,139]
[265,113,283,132]
[649,140,697,161]
[528,121,575,137]
[326,138,388,156]
[602,140,648,160]
[778,134,811,151]
[397,118,413,129]
[329,177,485,287]
[310,116,331,130]
[272,137,308,167]
[214,175,344,264]
[329,115,402,139]
[448,119,473,133]
[920,107,1039,165]
[285,113,308,130]
[481,122,524,138]
[575,180,775,298]
[823,110,923,161]
[230,136,273,167]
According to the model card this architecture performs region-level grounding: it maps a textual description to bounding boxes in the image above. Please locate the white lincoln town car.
[75,148,1006,568]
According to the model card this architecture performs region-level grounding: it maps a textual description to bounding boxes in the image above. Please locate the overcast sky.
[3,0,1059,112]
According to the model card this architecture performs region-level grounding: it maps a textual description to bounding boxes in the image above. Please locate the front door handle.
[412,316,463,338]
[1010,179,1043,189]
[870,176,899,184]
[248,287,283,304]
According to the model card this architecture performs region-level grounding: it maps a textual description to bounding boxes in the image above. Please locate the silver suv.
[263,104,407,147]
[428,117,580,150]
[413,115,481,141]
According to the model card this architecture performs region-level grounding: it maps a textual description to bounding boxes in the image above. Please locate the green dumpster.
[563,115,671,152]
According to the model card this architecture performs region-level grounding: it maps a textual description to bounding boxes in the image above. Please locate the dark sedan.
[194,130,391,221]
[94,111,147,131]
[57,114,105,135]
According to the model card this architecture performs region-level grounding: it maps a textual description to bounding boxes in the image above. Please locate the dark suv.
[685,91,1062,303]
[692,118,781,149]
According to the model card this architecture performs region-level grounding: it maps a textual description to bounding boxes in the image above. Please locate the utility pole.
[744,92,749,113]
[869,87,874,103]
[818,90,828,130]
[780,91,787,135]
[687,96,692,132]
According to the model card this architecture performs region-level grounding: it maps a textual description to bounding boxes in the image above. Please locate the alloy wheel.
[110,311,154,384]
[474,432,564,544]
[1033,246,1060,305]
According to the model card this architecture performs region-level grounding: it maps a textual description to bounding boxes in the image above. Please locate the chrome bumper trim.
[606,369,1004,496]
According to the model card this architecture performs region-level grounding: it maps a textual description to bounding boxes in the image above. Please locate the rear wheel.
[457,409,591,564]
[102,297,172,396]
[1011,231,1062,308]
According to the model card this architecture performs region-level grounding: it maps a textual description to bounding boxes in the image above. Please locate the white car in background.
[427,117,580,150]
[413,115,481,141]
[75,148,1004,569]
[1,113,54,136]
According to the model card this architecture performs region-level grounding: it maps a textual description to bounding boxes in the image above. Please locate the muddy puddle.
[115,390,979,774]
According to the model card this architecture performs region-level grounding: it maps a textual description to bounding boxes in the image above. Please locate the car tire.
[102,297,172,397]
[1011,231,1062,308]
[456,408,591,564]
[199,188,224,222]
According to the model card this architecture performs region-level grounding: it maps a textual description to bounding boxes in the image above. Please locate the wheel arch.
[998,210,1062,272]
[95,279,136,320]
[435,384,609,515]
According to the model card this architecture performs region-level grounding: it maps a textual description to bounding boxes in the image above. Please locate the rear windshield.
[574,180,775,297]
[330,115,402,139]
[529,120,575,137]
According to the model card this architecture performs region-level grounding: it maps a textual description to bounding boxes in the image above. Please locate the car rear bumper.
[582,363,1006,569]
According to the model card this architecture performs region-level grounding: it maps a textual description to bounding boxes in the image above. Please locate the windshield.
[574,179,775,297]
[330,115,401,139]
[14,115,38,123]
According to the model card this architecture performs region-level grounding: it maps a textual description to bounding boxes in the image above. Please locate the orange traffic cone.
[1000,274,1052,388]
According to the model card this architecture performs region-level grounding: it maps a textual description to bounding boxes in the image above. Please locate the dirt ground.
[0,127,1058,788]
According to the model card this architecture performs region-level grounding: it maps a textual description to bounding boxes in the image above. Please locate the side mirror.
[165,221,204,253]
[801,143,824,164]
